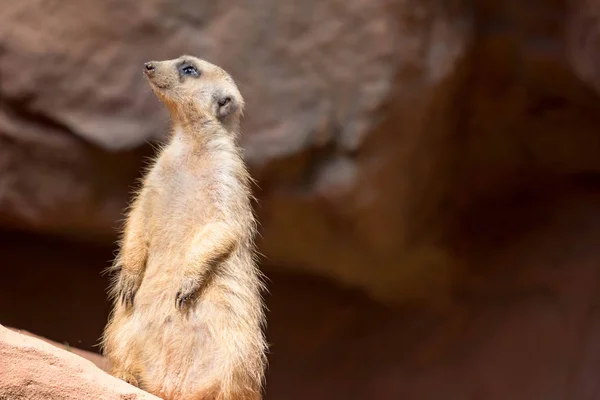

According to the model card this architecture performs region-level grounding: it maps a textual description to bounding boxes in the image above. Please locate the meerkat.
[101,55,268,400]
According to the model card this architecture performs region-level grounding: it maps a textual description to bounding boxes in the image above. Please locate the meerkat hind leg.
[111,368,140,387]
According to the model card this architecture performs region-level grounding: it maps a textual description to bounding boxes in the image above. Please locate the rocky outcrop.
[2,0,600,302]
[0,324,159,400]
[6,327,110,372]
[0,0,472,302]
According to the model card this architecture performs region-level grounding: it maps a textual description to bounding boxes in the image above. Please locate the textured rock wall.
[2,0,600,302]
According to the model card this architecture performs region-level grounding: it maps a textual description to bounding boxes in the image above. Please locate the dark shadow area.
[4,179,600,399]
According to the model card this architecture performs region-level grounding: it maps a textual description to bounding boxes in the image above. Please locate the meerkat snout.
[144,62,155,74]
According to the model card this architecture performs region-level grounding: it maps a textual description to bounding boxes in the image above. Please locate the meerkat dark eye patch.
[178,62,200,77]
[215,94,236,120]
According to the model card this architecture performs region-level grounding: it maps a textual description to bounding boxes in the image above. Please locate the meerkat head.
[143,55,245,129]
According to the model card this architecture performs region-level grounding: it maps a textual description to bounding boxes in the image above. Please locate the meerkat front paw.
[175,276,201,310]
[115,270,142,309]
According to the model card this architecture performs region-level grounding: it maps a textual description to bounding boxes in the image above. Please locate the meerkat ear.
[215,93,237,120]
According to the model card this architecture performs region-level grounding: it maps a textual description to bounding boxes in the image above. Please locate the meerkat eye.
[179,64,199,77]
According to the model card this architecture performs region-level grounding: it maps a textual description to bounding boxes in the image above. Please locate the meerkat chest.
[145,163,218,241]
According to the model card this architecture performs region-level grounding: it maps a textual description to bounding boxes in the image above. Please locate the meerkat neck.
[169,99,239,135]
[167,118,241,161]
[167,113,238,150]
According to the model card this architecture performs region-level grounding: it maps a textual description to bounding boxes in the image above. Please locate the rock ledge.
[0,324,160,400]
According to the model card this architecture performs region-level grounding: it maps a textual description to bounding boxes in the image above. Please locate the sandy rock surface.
[7,326,110,372]
[0,324,159,400]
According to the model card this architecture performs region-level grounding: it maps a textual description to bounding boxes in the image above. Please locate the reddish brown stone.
[0,324,159,400]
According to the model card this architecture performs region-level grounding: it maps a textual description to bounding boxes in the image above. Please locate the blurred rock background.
[3,0,600,398]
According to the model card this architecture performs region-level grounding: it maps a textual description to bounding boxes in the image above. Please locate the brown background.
[4,0,600,398]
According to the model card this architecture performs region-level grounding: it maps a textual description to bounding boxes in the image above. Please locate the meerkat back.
[101,55,267,400]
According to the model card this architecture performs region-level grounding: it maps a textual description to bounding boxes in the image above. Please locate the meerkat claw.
[124,290,135,308]
[175,291,184,309]
[119,288,132,308]
[116,273,140,309]
[175,289,193,310]
[175,275,201,311]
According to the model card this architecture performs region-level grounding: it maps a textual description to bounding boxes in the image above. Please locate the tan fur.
[101,55,268,400]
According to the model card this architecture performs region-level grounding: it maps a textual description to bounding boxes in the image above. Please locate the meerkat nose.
[144,62,155,74]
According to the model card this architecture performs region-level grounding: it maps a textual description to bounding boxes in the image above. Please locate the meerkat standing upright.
[101,55,267,400]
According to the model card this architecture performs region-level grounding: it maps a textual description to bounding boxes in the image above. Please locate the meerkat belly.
[124,251,231,392]
[141,173,213,285]
[125,175,233,366]
[132,276,240,394]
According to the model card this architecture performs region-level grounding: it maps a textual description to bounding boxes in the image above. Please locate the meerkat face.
[143,55,245,123]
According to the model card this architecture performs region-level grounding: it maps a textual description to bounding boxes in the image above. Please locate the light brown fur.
[101,55,268,400]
